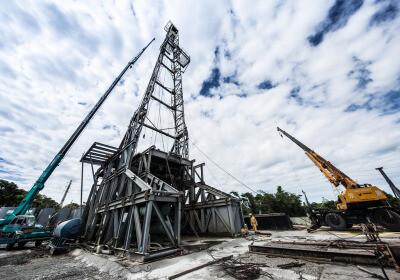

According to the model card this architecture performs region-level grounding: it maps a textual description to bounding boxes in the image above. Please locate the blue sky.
[0,0,399,204]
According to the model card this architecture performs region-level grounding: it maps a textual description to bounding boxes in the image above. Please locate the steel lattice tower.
[80,22,244,261]
[119,21,190,161]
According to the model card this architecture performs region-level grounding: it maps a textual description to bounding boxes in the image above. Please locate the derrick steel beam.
[81,22,244,261]
[249,244,395,267]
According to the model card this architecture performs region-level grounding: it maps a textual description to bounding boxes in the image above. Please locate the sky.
[0,0,400,206]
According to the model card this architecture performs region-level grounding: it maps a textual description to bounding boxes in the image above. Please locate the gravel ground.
[0,244,113,280]
[0,229,399,280]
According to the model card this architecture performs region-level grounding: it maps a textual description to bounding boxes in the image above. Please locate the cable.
[199,148,224,189]
[279,135,308,201]
[187,126,391,263]
[188,136,257,193]
[187,129,223,189]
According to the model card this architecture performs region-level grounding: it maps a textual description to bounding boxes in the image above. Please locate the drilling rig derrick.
[80,22,244,261]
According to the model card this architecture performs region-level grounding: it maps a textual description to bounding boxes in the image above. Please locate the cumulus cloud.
[0,0,399,205]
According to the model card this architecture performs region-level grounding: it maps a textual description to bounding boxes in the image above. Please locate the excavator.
[277,127,400,231]
[0,39,154,249]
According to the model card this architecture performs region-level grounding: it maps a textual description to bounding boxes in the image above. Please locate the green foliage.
[384,191,400,208]
[63,202,80,209]
[238,187,400,217]
[230,191,240,198]
[0,179,59,208]
[239,186,306,217]
[0,180,26,206]
[309,200,337,210]
[33,193,59,208]
[241,192,258,214]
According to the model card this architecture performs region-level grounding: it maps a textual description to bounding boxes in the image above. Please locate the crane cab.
[0,215,42,236]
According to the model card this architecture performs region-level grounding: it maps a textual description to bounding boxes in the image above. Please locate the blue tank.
[53,218,82,239]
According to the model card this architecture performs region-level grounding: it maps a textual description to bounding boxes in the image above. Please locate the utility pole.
[59,180,72,207]
[376,167,400,205]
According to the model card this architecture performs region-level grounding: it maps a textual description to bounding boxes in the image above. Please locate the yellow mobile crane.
[277,127,400,231]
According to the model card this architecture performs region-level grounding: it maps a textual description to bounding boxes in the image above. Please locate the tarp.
[36,208,56,226]
[69,209,82,219]
[49,208,71,227]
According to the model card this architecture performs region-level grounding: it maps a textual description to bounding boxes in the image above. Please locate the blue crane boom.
[0,39,155,226]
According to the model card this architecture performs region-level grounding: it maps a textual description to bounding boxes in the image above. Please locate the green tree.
[33,194,59,208]
[309,200,337,210]
[384,191,400,208]
[0,180,26,206]
[241,192,258,215]
[238,186,306,216]
[0,179,59,208]
[63,202,80,209]
[230,191,240,198]
[272,186,306,216]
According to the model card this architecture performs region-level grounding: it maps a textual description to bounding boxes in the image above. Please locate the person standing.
[249,213,258,233]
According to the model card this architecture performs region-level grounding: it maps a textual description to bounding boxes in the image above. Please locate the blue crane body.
[0,39,154,248]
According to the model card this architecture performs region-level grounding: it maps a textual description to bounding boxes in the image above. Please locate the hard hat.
[249,213,252,216]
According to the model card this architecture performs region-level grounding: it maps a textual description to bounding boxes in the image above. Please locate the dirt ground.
[0,227,399,280]
[0,244,114,280]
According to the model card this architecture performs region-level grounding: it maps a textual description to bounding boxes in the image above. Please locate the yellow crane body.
[338,187,387,210]
[304,151,387,210]
[277,127,400,231]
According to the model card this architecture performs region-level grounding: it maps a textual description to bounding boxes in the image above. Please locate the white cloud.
[0,0,400,207]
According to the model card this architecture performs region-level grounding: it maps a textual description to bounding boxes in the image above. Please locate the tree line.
[231,186,309,217]
[0,179,79,209]
[2,179,398,215]
[232,186,399,217]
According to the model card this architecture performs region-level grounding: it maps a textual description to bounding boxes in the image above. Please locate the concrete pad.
[1,229,398,279]
[320,264,398,280]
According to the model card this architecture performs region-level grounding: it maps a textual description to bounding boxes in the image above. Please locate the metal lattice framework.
[81,22,244,261]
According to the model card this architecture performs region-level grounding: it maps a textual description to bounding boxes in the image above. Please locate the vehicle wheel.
[35,240,43,247]
[5,233,16,250]
[374,209,400,231]
[346,223,353,229]
[5,242,15,250]
[18,241,28,248]
[325,213,347,230]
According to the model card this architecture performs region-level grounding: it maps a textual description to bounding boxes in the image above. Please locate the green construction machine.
[0,39,154,249]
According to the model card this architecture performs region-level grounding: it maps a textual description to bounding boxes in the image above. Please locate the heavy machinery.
[0,40,154,249]
[48,218,82,255]
[0,215,52,250]
[277,127,400,231]
[79,22,244,261]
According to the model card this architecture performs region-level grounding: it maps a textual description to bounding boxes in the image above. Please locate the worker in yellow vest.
[249,213,258,233]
